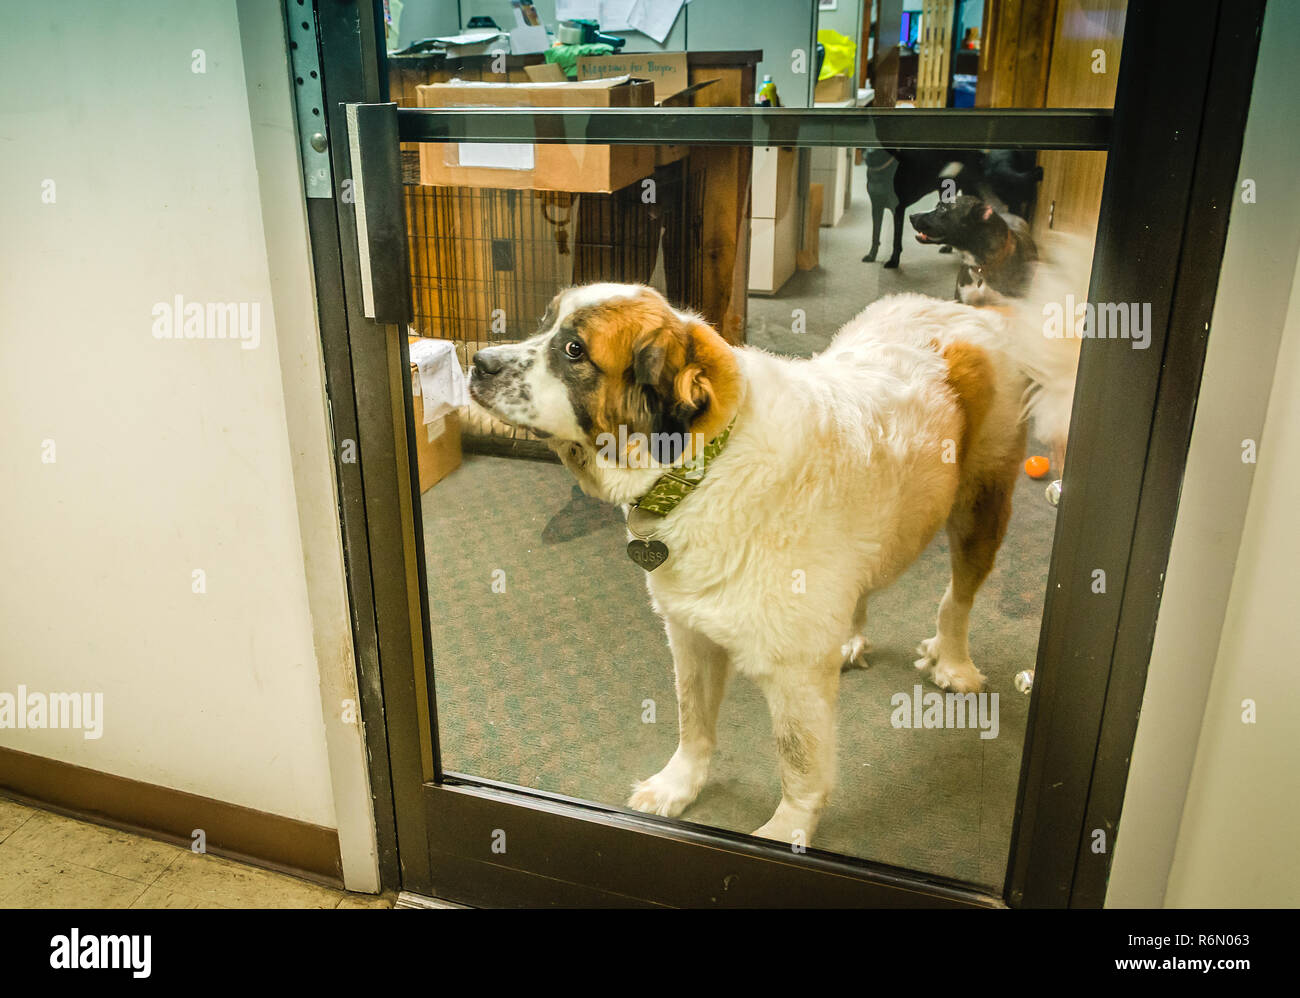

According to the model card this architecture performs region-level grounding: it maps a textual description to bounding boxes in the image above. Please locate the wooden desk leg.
[686,63,756,346]
[690,145,752,346]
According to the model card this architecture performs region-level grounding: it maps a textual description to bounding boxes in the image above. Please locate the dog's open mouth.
[915,232,937,244]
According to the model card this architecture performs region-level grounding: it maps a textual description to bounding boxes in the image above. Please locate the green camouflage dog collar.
[632,418,736,516]
[625,419,735,572]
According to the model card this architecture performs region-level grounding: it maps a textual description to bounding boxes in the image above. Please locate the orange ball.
[1024,455,1051,479]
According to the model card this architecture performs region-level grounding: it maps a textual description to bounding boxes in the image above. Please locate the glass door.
[306,0,1264,906]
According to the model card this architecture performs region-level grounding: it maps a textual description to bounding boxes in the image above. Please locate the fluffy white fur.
[473,286,1072,846]
[1005,231,1092,466]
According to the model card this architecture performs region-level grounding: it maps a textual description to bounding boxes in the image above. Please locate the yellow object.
[817,29,856,81]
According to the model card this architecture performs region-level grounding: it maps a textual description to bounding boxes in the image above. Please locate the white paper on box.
[628,0,684,43]
[409,336,470,424]
[457,142,536,170]
[509,24,550,54]
[433,29,507,56]
[433,30,505,45]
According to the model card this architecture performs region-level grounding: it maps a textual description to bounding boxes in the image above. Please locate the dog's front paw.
[840,634,873,671]
[931,659,986,693]
[628,759,706,818]
[883,256,901,269]
[862,251,878,263]
[915,654,986,694]
[752,801,818,849]
[913,638,987,692]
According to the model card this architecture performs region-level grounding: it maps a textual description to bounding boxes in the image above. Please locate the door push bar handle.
[344,102,412,325]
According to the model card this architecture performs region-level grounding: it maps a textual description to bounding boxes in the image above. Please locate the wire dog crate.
[404,161,704,458]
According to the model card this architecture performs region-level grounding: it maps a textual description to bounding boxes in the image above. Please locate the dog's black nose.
[472,351,502,376]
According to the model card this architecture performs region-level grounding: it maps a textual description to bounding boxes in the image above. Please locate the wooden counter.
[391,50,758,346]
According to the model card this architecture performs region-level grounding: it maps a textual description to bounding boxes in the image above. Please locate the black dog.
[862,148,982,268]
[862,149,1043,269]
[909,194,1036,305]
[973,150,1044,220]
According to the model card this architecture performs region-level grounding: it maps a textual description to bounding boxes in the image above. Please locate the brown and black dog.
[910,194,1037,306]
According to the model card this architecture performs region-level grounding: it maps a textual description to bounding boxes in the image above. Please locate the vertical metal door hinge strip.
[285,0,333,198]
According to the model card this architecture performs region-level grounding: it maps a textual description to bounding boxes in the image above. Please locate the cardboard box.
[409,341,463,492]
[653,78,721,166]
[576,52,689,102]
[812,145,852,227]
[416,77,655,193]
[814,73,853,103]
[524,62,567,83]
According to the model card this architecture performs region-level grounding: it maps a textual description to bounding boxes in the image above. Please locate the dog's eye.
[563,338,584,361]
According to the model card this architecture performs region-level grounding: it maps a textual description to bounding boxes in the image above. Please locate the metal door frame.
[300,0,1266,906]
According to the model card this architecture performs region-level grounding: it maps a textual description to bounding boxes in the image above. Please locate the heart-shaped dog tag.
[626,538,669,572]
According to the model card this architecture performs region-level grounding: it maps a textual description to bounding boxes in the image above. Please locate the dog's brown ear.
[632,337,667,386]
[624,325,692,462]
[604,328,672,463]
[620,316,740,464]
[674,320,741,448]
[671,362,710,424]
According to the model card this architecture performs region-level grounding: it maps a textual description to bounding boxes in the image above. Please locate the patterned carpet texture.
[420,179,1056,889]
[421,445,1054,890]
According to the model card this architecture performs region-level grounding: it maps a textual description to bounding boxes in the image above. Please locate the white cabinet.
[748,146,800,295]
[811,145,853,227]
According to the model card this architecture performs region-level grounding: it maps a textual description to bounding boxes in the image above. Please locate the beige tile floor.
[0,795,392,909]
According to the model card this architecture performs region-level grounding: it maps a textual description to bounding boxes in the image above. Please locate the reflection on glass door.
[406,143,1113,890]
[389,0,1127,893]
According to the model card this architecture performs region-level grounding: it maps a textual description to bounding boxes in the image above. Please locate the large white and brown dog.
[468,283,1070,846]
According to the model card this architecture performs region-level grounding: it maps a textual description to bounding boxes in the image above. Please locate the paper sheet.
[457,143,536,171]
[627,0,684,44]
[599,0,636,31]
[508,24,550,54]
[409,337,470,424]
[432,30,504,46]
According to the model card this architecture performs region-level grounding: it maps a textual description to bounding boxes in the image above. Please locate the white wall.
[818,2,863,43]
[817,1,865,86]
[431,0,686,51]
[687,0,818,106]
[1161,251,1300,907]
[0,0,371,881]
[1106,0,1300,908]
[392,0,460,51]
[235,0,380,890]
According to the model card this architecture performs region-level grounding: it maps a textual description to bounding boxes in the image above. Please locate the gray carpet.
[420,168,1056,889]
[749,187,956,355]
